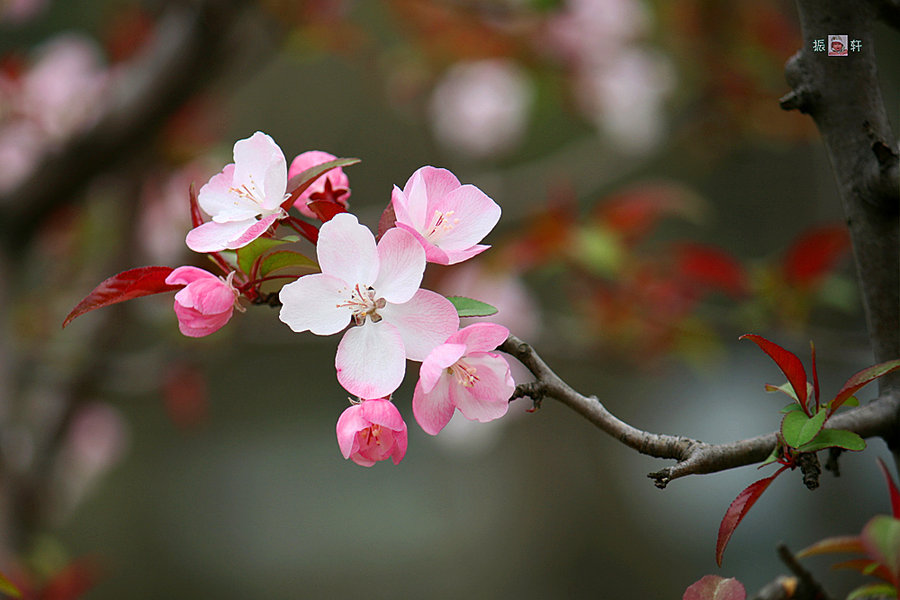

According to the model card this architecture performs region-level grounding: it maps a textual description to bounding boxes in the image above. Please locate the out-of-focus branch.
[751,544,834,600]
[501,334,900,488]
[0,0,261,257]
[780,0,900,402]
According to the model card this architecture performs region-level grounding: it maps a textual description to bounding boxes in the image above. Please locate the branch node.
[824,448,842,476]
[779,87,816,114]
[799,452,821,490]
[647,468,672,489]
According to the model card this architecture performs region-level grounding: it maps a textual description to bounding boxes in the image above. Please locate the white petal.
[232,132,287,210]
[278,273,352,335]
[336,322,407,398]
[317,213,379,286]
[380,289,459,361]
[373,227,425,304]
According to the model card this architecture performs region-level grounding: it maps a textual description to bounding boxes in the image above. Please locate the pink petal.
[391,186,415,230]
[416,166,462,208]
[197,164,259,222]
[185,219,256,253]
[278,273,352,335]
[452,322,510,353]
[317,213,378,286]
[431,184,501,251]
[336,321,407,398]
[359,398,407,431]
[336,404,367,458]
[437,244,490,266]
[379,289,459,361]
[399,169,429,230]
[395,222,451,265]
[174,278,233,313]
[165,266,217,286]
[224,213,279,249]
[413,375,456,435]
[288,150,350,217]
[172,303,233,337]
[453,352,514,422]
[232,131,287,211]
[373,227,425,304]
[418,342,467,393]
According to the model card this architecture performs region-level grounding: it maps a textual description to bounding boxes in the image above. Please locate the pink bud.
[335,399,408,467]
[288,150,351,219]
[165,266,240,337]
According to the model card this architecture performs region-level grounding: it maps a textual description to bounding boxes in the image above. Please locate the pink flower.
[278,213,459,398]
[165,266,242,337]
[391,166,501,265]
[412,323,515,435]
[288,150,350,219]
[336,398,408,467]
[185,132,288,253]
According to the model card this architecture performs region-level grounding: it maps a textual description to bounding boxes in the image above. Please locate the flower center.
[448,361,479,388]
[425,209,459,241]
[363,424,383,446]
[338,284,387,326]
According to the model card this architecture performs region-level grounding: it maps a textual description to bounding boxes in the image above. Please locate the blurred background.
[0,0,898,597]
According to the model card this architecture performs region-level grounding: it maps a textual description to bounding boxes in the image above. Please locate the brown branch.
[502,334,900,488]
[751,544,834,600]
[781,0,900,404]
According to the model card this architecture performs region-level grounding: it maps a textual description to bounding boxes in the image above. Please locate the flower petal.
[453,352,514,422]
[373,227,425,304]
[431,184,501,251]
[185,219,258,253]
[359,398,407,431]
[379,289,459,361]
[336,322,407,398]
[452,322,510,353]
[172,303,233,337]
[197,165,262,223]
[317,213,378,286]
[413,375,456,435]
[419,342,467,393]
[165,266,217,286]
[278,273,352,335]
[417,166,462,209]
[232,131,287,211]
[336,404,367,458]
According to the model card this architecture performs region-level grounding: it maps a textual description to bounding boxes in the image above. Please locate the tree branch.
[780,0,900,403]
[502,334,900,488]
[0,0,261,257]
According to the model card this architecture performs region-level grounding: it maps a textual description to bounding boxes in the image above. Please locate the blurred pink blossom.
[165,266,242,337]
[287,150,350,219]
[429,59,532,158]
[1,0,49,23]
[438,262,541,341]
[336,398,408,467]
[19,34,110,141]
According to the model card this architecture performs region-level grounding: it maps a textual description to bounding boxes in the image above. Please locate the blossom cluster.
[85,131,516,466]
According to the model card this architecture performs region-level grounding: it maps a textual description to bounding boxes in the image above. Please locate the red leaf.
[878,458,900,520]
[40,557,102,600]
[376,200,397,241]
[596,182,700,244]
[63,266,180,328]
[189,182,204,229]
[831,359,900,414]
[306,200,347,223]
[782,225,851,288]
[740,334,808,409]
[797,535,865,558]
[683,575,746,600]
[674,243,748,298]
[716,467,786,566]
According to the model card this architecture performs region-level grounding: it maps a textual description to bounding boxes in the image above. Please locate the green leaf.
[236,238,292,276]
[766,382,799,403]
[797,429,866,452]
[758,443,780,468]
[258,251,318,278]
[862,515,900,580]
[447,296,499,318]
[781,408,827,449]
[847,582,897,600]
[780,403,803,414]
[0,570,21,598]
